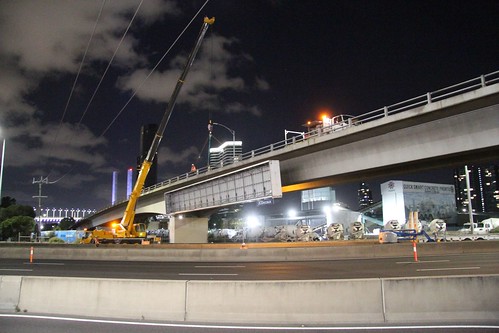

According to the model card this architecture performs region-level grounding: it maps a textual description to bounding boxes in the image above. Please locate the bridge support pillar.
[169,215,208,243]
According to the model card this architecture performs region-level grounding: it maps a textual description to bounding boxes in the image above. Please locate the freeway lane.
[1,315,499,333]
[1,252,498,280]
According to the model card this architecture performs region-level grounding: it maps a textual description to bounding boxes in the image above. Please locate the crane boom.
[120,17,215,233]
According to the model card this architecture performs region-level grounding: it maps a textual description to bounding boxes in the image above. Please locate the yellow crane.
[82,17,215,244]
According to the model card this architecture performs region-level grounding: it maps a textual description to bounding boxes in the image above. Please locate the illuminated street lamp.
[212,122,236,163]
[242,215,259,248]
[246,215,259,229]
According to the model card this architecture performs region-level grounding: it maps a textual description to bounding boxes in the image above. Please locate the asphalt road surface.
[1,252,498,280]
[1,314,498,333]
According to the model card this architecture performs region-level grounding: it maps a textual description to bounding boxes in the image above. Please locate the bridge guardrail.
[99,70,499,213]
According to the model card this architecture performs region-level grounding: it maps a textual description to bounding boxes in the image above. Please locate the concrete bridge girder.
[280,103,499,190]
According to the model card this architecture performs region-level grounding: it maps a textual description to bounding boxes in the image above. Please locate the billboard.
[381,180,456,226]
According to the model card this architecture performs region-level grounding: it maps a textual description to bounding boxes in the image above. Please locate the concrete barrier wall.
[1,241,498,262]
[185,279,384,324]
[383,275,499,322]
[0,276,22,311]
[2,274,499,324]
[17,276,187,321]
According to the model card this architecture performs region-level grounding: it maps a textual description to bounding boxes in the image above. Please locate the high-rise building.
[301,187,336,211]
[454,165,499,214]
[136,124,158,188]
[358,182,373,209]
[209,141,242,168]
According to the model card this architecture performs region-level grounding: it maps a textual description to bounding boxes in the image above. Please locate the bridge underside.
[282,146,499,193]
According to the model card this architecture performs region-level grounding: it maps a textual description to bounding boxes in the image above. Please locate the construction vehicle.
[80,223,148,244]
[348,221,365,239]
[326,223,344,240]
[82,17,215,245]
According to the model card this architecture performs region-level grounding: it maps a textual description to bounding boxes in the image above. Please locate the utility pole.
[207,120,213,167]
[32,176,55,235]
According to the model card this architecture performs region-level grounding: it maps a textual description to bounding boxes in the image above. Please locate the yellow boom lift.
[82,17,215,244]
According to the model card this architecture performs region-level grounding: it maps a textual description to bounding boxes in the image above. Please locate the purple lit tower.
[112,171,118,205]
[127,168,133,199]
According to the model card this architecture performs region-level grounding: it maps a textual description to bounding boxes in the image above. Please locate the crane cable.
[99,0,211,137]
[196,31,216,164]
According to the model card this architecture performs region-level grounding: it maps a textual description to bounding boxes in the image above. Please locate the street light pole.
[213,122,236,163]
[464,165,474,234]
[0,138,5,200]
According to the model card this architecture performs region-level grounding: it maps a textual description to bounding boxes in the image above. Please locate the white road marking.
[0,268,33,272]
[24,262,65,265]
[195,265,245,268]
[1,314,499,330]
[417,266,480,272]
[396,260,450,264]
[178,273,238,276]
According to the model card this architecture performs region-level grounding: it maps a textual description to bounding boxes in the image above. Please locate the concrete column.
[169,215,208,243]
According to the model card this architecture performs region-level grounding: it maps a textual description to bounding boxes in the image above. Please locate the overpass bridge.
[83,71,499,242]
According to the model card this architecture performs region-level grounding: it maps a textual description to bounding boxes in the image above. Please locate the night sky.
[0,0,497,212]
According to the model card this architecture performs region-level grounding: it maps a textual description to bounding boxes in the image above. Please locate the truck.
[468,218,499,234]
[82,17,215,245]
[444,218,499,241]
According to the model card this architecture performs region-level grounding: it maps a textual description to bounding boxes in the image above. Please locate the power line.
[39,0,211,198]
[46,0,107,180]
[99,0,211,137]
[45,0,142,182]
[58,0,107,129]
[78,0,145,126]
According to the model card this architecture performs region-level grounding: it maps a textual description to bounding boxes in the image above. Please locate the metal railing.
[99,70,499,212]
